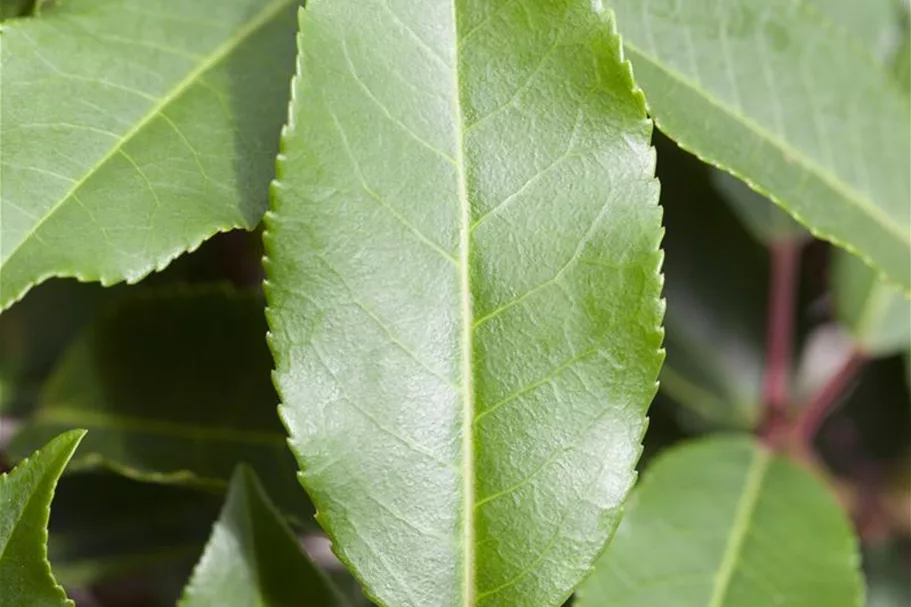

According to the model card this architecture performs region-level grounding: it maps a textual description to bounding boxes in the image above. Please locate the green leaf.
[808,0,903,57]
[0,0,32,19]
[832,249,911,358]
[0,279,122,416]
[611,0,911,291]
[265,3,664,607]
[179,466,348,607]
[0,0,299,312]
[48,473,219,587]
[657,136,766,429]
[576,437,863,607]
[711,169,808,245]
[0,429,84,607]
[8,285,308,518]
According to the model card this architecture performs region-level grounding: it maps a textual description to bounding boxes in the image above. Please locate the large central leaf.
[265,2,664,607]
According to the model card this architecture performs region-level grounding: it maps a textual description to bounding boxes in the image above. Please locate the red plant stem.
[794,349,866,445]
[762,240,802,425]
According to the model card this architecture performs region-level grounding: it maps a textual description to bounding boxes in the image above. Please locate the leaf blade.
[0,0,299,311]
[0,429,85,607]
[576,437,863,607]
[178,466,348,607]
[612,0,911,290]
[265,2,664,606]
[7,285,308,518]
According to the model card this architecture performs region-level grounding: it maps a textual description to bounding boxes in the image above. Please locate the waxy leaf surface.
[265,2,664,606]
[0,0,298,311]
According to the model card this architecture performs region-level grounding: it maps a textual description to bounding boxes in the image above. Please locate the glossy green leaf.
[832,249,911,357]
[711,169,808,245]
[612,0,911,291]
[0,429,84,607]
[8,286,308,518]
[0,0,299,312]
[179,466,348,607]
[576,437,863,607]
[265,3,664,606]
[48,473,219,587]
[657,136,766,429]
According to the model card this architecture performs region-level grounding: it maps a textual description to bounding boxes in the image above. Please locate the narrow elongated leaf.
[576,437,863,607]
[832,249,911,357]
[179,466,348,607]
[8,286,308,518]
[265,3,664,606]
[0,429,84,607]
[611,0,911,291]
[0,0,299,312]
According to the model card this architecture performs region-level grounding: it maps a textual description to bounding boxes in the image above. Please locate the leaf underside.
[265,2,664,607]
[0,430,85,607]
[0,0,299,312]
[576,437,863,607]
[611,0,911,292]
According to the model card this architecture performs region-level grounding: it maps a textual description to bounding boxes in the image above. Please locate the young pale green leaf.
[611,0,911,291]
[711,170,808,245]
[48,473,220,588]
[179,466,349,607]
[576,436,863,607]
[0,429,84,607]
[832,249,911,357]
[264,3,664,607]
[657,137,766,429]
[0,0,299,312]
[8,286,308,518]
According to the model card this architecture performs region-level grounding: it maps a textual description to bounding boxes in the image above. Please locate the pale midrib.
[1,0,294,267]
[622,41,911,247]
[451,2,475,605]
[706,447,770,607]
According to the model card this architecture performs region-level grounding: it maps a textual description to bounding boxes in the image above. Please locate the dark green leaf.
[0,430,84,607]
[265,3,664,606]
[711,169,808,245]
[611,0,911,291]
[48,473,220,588]
[658,137,766,429]
[8,286,308,518]
[179,466,348,607]
[0,279,121,416]
[576,437,863,607]
[0,0,299,312]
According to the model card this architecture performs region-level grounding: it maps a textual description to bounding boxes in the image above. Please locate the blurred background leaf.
[7,285,309,521]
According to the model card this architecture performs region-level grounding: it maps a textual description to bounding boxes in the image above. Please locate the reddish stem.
[761,240,801,437]
[794,349,866,445]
